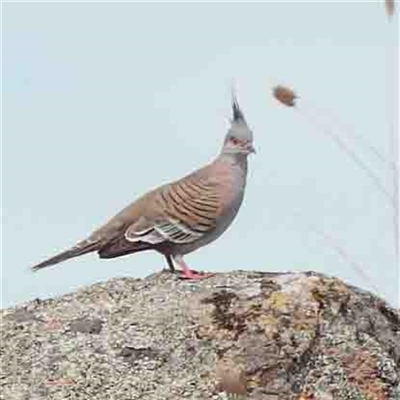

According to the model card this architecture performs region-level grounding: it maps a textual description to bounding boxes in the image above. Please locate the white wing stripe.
[125,218,203,245]
[155,219,203,244]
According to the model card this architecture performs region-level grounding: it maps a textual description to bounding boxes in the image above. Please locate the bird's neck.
[217,152,248,172]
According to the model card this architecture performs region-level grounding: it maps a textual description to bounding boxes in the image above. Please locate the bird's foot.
[178,269,215,280]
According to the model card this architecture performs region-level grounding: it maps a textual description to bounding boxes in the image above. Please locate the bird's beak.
[247,144,256,154]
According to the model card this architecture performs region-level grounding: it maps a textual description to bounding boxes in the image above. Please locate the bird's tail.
[31,240,99,271]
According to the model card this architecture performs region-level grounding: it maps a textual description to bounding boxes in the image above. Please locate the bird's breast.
[170,159,248,255]
[209,160,247,236]
[217,160,247,207]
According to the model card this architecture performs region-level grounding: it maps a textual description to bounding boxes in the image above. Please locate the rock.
[69,317,103,334]
[1,270,399,400]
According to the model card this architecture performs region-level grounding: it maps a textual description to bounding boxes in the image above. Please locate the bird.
[31,91,255,280]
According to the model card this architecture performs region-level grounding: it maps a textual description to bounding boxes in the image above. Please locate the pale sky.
[2,1,399,308]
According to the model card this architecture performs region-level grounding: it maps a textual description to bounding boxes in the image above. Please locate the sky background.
[2,1,399,308]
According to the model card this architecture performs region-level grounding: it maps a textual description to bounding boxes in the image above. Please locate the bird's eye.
[230,137,240,145]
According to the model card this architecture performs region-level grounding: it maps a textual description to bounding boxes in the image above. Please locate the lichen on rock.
[1,271,399,400]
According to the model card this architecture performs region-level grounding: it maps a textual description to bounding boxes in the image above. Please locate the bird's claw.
[178,269,215,281]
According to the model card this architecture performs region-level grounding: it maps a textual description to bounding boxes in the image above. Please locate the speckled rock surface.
[1,270,399,400]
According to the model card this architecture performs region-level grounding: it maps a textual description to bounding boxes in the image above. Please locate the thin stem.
[296,106,396,208]
[302,99,398,173]
[308,225,380,294]
[385,35,399,263]
[288,210,380,294]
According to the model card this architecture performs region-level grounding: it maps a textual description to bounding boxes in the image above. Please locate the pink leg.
[173,255,215,280]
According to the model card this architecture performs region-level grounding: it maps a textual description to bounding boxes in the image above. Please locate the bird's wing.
[125,172,223,245]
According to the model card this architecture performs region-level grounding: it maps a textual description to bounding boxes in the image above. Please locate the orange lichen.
[298,392,315,400]
[342,349,388,400]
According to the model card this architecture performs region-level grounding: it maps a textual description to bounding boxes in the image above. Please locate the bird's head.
[222,90,255,156]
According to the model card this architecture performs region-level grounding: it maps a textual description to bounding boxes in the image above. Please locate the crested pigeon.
[32,92,255,280]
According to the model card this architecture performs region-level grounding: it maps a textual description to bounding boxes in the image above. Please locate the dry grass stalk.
[273,85,297,107]
[271,84,395,207]
[385,0,395,19]
[304,102,398,173]
[270,83,397,294]
[299,105,395,207]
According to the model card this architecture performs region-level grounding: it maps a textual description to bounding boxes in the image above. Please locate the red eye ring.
[230,137,240,145]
